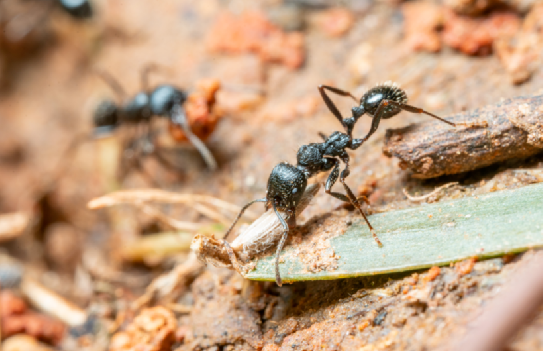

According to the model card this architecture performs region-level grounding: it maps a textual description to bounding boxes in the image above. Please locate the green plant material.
[199,223,227,237]
[246,182,543,283]
[121,232,193,262]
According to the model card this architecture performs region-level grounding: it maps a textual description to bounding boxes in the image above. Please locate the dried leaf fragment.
[191,183,321,270]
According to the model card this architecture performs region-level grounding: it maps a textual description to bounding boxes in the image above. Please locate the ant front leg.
[272,203,295,287]
[223,198,267,241]
[170,104,218,170]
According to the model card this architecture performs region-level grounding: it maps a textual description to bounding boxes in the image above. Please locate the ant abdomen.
[361,82,407,119]
[93,99,118,132]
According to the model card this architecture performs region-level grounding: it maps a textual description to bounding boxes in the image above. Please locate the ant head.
[267,162,307,211]
[93,99,119,136]
[149,85,187,117]
[58,0,93,19]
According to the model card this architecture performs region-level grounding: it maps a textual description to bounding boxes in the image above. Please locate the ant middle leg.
[324,158,381,246]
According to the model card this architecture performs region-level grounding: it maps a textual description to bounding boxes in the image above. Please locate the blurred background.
[0,0,542,350]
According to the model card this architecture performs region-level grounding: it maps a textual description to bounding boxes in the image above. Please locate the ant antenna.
[94,69,127,100]
[170,104,218,170]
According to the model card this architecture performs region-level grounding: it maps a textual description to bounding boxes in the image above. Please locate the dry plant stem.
[21,278,87,327]
[383,94,543,178]
[191,184,322,271]
[82,247,144,286]
[135,203,201,232]
[452,251,543,351]
[0,283,2,343]
[121,232,194,262]
[192,202,231,226]
[88,189,257,219]
[191,235,232,267]
[0,212,31,242]
[402,182,458,202]
[164,303,192,314]
[133,252,205,308]
[222,239,246,274]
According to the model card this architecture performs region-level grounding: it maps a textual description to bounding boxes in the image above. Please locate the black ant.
[222,81,455,286]
[92,65,218,175]
[0,0,92,64]
[56,0,93,19]
[318,81,456,143]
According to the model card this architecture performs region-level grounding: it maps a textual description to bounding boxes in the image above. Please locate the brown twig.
[133,252,204,309]
[88,189,258,224]
[21,278,87,327]
[191,184,322,269]
[164,303,192,314]
[0,212,31,242]
[88,189,254,215]
[384,94,543,178]
[192,203,231,227]
[451,251,543,351]
[135,203,201,232]
[121,232,194,262]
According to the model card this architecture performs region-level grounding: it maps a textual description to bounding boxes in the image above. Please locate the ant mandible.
[318,81,456,143]
[93,64,218,172]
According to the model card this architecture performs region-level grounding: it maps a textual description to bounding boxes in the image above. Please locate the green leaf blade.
[246,183,543,282]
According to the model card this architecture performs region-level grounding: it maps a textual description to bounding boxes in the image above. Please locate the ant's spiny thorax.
[362,81,408,119]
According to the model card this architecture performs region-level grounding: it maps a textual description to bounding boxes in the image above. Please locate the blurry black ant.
[56,0,93,19]
[318,81,456,143]
[0,0,92,62]
[93,65,218,174]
